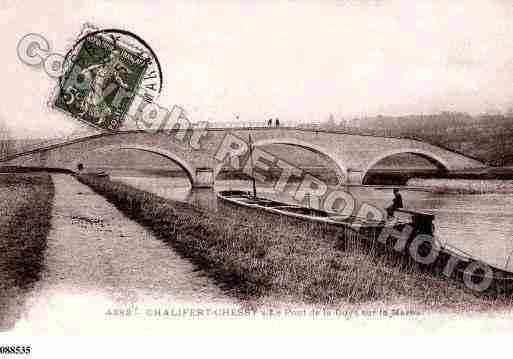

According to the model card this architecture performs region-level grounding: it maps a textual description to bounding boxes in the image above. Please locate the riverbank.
[407,178,513,194]
[0,173,54,329]
[77,174,499,311]
[15,174,235,333]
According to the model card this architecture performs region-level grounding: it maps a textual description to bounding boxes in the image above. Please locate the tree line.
[316,112,513,166]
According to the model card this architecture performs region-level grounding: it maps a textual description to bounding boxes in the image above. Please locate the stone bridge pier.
[193,168,215,188]
[346,170,365,185]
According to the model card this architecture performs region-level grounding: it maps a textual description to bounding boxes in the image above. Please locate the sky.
[2,0,513,138]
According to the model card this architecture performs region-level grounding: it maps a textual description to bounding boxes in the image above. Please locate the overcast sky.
[2,0,513,138]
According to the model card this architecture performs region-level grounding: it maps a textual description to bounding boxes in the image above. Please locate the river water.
[112,175,513,272]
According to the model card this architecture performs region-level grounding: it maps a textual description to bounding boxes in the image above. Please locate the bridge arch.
[361,148,451,184]
[213,137,348,183]
[71,144,196,185]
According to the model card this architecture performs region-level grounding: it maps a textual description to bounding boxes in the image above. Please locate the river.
[112,175,513,272]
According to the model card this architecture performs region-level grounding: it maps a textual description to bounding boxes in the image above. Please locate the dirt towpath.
[14,174,237,334]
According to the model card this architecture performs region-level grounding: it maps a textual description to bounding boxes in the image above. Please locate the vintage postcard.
[1,0,513,355]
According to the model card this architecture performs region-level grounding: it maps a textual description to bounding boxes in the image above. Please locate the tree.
[0,118,13,159]
[326,113,336,129]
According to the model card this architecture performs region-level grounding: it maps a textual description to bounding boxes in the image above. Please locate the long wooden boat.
[217,189,513,294]
[217,190,390,232]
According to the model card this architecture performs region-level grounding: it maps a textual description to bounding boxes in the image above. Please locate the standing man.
[386,188,403,218]
[275,118,280,127]
[75,163,84,177]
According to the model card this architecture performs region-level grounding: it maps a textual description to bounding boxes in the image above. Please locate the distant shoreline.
[407,178,513,194]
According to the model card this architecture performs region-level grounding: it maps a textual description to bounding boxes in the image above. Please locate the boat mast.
[248,134,257,199]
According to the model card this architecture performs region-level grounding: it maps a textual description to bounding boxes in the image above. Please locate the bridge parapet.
[207,121,268,128]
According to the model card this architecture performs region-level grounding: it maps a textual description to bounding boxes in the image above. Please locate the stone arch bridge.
[0,127,485,188]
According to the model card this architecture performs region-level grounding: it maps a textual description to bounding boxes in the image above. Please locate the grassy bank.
[77,174,499,311]
[365,168,513,186]
[407,178,513,194]
[0,173,54,329]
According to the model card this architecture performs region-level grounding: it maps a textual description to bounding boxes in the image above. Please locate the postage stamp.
[53,24,163,131]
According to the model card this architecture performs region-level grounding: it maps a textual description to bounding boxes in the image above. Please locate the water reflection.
[112,176,513,271]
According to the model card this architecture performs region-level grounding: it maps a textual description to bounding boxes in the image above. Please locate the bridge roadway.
[0,127,485,187]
